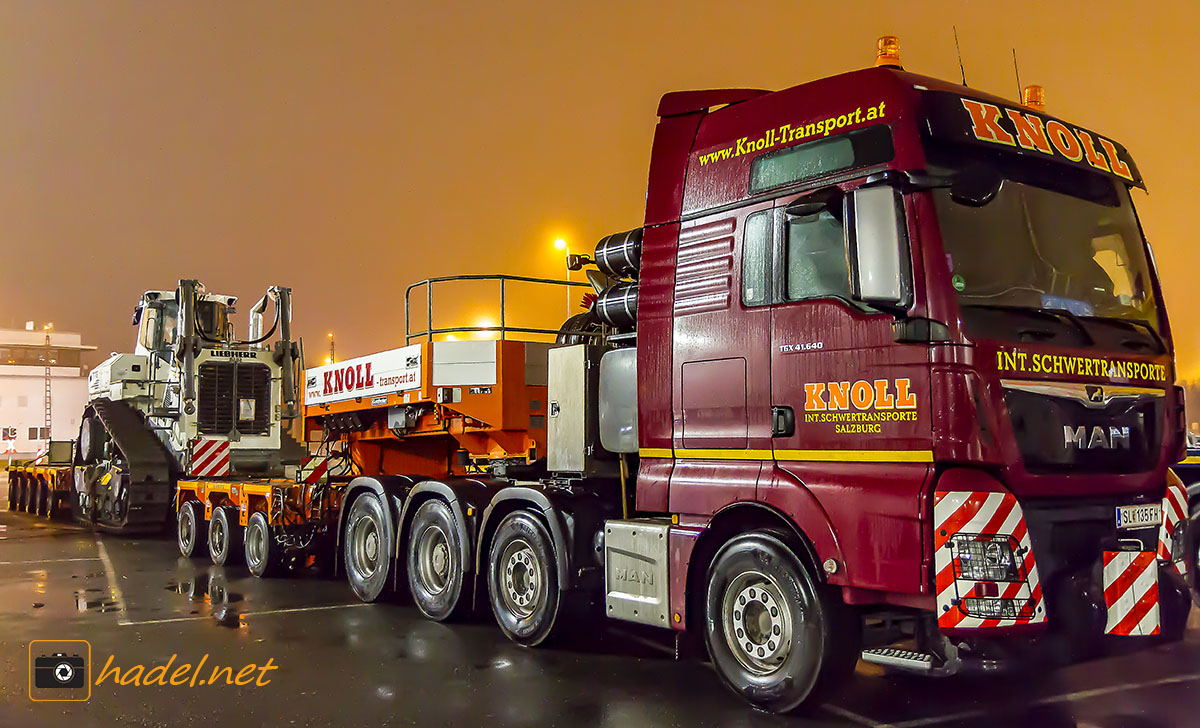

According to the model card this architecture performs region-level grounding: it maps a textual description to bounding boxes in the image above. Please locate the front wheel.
[407,498,468,621]
[703,531,859,714]
[344,493,392,602]
[487,510,560,647]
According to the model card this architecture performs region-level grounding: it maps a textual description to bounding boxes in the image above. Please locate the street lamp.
[554,238,570,317]
[327,332,335,365]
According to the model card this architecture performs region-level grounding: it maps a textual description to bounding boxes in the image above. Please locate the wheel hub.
[416,525,451,593]
[723,570,793,675]
[248,524,265,565]
[350,516,381,578]
[501,539,539,618]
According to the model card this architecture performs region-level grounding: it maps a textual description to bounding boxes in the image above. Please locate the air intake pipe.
[594,228,642,280]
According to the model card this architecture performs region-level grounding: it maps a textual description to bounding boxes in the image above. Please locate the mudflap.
[73,399,178,534]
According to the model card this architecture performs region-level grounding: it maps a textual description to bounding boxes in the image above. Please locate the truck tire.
[6,476,17,510]
[36,481,50,517]
[21,478,34,513]
[487,510,560,647]
[344,493,392,602]
[245,511,283,578]
[703,531,859,714]
[407,499,467,621]
[79,415,107,463]
[208,506,242,566]
[178,501,208,558]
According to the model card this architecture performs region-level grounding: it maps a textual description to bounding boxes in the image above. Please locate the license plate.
[1115,503,1161,530]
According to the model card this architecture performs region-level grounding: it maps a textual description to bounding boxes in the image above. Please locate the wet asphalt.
[1,481,1198,727]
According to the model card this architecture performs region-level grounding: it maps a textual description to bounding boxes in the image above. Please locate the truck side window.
[741,211,772,306]
[784,210,850,302]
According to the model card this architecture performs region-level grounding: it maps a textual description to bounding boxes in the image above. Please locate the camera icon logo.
[29,640,90,701]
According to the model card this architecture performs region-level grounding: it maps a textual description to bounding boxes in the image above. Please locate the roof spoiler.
[656,88,769,118]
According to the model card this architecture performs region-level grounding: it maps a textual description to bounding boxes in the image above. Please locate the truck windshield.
[933,176,1163,349]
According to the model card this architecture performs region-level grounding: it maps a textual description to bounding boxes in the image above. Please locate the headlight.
[951,534,1024,582]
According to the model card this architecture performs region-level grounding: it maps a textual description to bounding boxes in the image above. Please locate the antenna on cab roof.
[953,26,967,86]
[1012,48,1022,98]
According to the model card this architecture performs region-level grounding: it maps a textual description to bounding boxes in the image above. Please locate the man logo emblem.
[1085,385,1104,403]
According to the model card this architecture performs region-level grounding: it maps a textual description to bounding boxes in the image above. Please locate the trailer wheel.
[245,511,283,578]
[407,499,467,621]
[487,510,560,647]
[344,493,392,602]
[703,531,858,714]
[178,501,208,558]
[20,477,34,513]
[36,481,50,517]
[6,476,17,510]
[208,506,242,566]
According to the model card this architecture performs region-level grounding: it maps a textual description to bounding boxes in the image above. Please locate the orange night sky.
[1,2,1196,378]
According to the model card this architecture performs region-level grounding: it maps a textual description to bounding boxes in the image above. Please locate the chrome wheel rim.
[500,538,540,619]
[349,512,381,579]
[722,569,793,676]
[416,524,451,594]
[180,509,194,550]
[247,521,266,567]
[211,515,226,555]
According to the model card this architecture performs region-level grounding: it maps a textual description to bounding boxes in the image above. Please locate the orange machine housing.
[303,339,549,479]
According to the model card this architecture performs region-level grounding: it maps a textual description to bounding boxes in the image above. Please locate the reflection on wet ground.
[1,507,1197,727]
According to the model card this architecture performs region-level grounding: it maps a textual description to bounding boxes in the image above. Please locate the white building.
[0,326,95,457]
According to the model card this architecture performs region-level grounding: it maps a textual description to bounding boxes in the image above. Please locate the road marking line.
[94,537,129,620]
[0,557,102,565]
[877,672,1200,728]
[118,602,371,626]
[822,703,882,726]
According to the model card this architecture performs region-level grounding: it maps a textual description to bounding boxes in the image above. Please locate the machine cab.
[133,289,237,361]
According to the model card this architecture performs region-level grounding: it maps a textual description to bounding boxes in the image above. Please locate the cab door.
[667,201,774,516]
[762,185,933,594]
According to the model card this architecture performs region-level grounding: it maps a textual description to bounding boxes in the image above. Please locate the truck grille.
[1003,386,1162,474]
[197,361,271,436]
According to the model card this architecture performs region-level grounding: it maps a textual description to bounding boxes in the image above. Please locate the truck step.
[860,647,936,672]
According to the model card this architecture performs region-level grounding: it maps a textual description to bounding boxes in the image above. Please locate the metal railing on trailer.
[404,274,594,344]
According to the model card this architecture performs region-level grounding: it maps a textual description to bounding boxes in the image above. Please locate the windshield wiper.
[963,304,1094,346]
[1084,317,1166,354]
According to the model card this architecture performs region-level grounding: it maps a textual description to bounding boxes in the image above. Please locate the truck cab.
[597,39,1193,710]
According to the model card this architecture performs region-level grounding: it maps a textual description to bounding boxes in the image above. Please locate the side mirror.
[950,164,1003,206]
[784,187,842,218]
[850,186,908,310]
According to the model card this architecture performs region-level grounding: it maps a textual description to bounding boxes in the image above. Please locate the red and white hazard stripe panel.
[1103,550,1160,636]
[191,439,231,478]
[934,489,1045,630]
[298,456,329,484]
[1157,476,1188,577]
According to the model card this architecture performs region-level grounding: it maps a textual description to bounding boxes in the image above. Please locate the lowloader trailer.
[91,36,1200,713]
[6,441,74,517]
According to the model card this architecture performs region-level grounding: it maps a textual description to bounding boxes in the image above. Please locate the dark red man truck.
[157,37,1196,714]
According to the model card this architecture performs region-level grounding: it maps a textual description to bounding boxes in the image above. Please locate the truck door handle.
[772,406,795,438]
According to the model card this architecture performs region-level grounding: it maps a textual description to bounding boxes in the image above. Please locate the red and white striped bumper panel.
[934,489,1046,630]
[1103,550,1160,636]
[1157,476,1188,577]
[190,439,231,477]
[299,456,329,484]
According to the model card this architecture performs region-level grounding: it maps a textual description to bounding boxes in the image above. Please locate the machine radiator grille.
[197,361,271,436]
